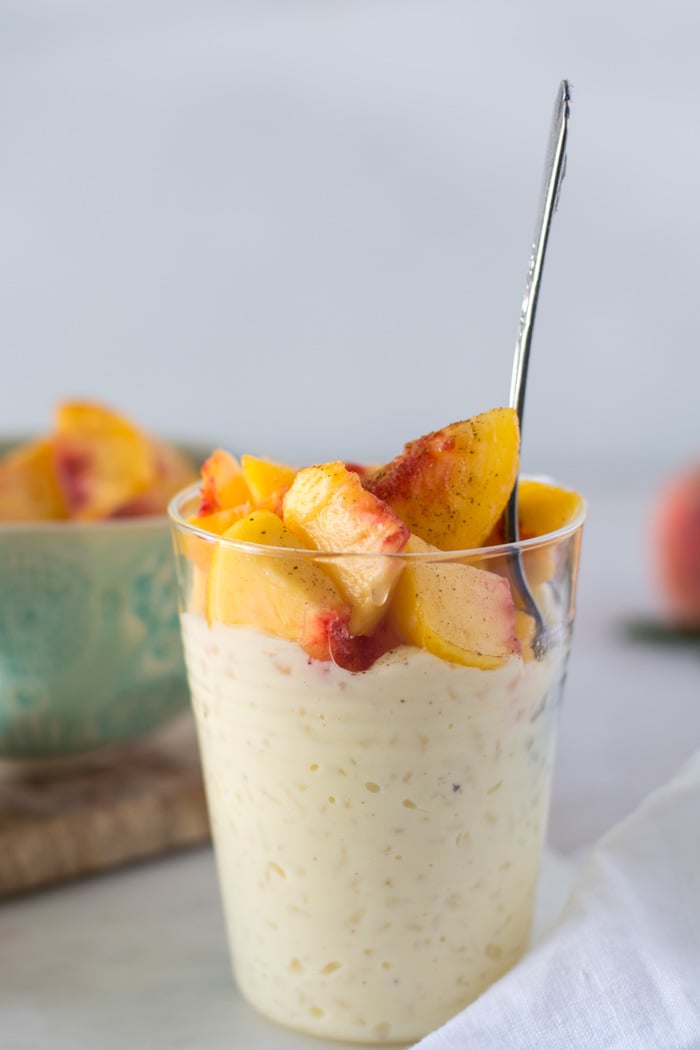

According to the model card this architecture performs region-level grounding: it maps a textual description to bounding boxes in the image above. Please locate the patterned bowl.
[0,442,202,758]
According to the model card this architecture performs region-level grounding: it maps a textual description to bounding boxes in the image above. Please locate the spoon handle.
[509,80,571,429]
[504,80,571,657]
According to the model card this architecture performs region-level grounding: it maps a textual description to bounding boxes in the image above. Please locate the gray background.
[2,0,698,490]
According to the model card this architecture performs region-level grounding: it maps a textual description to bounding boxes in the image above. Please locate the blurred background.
[3,0,699,491]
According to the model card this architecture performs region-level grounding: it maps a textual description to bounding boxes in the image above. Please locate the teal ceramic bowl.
[0,442,203,758]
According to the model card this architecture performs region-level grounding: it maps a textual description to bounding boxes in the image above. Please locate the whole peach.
[652,464,700,628]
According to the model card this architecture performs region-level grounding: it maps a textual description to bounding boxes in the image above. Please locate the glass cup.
[169,481,585,1045]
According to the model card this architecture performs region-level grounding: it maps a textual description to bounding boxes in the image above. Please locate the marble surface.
[2,481,699,1048]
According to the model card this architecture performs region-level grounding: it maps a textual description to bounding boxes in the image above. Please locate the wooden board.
[0,715,210,898]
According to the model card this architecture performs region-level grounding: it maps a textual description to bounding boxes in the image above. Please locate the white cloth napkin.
[414,749,700,1049]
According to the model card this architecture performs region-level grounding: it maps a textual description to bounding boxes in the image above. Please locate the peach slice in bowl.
[0,403,209,758]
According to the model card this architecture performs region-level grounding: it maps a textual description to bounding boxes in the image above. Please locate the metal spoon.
[503,79,571,657]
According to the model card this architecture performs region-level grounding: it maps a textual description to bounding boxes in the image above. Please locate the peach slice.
[112,438,198,516]
[198,449,251,517]
[484,478,584,587]
[389,535,520,669]
[328,615,402,673]
[206,509,352,662]
[53,401,155,520]
[0,438,68,522]
[181,506,247,590]
[517,479,584,540]
[486,478,583,545]
[366,408,520,551]
[189,505,250,537]
[240,455,297,510]
[282,461,409,635]
[518,479,584,588]
[0,402,198,521]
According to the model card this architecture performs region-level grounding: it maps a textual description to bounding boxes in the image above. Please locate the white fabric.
[415,750,700,1049]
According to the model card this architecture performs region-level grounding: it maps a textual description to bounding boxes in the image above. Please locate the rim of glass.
[168,477,587,560]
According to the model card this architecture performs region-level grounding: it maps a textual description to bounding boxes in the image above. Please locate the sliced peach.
[389,534,520,669]
[111,439,198,516]
[282,461,409,635]
[486,478,583,543]
[240,455,296,510]
[483,479,584,587]
[206,509,351,662]
[198,449,250,516]
[328,615,401,672]
[517,479,584,540]
[181,506,249,590]
[518,478,584,587]
[189,505,251,537]
[53,401,155,520]
[366,408,520,551]
[0,438,68,521]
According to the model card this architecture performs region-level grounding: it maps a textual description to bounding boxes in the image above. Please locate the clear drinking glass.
[169,481,586,1045]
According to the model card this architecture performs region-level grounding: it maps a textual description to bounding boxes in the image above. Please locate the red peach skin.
[652,465,700,628]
